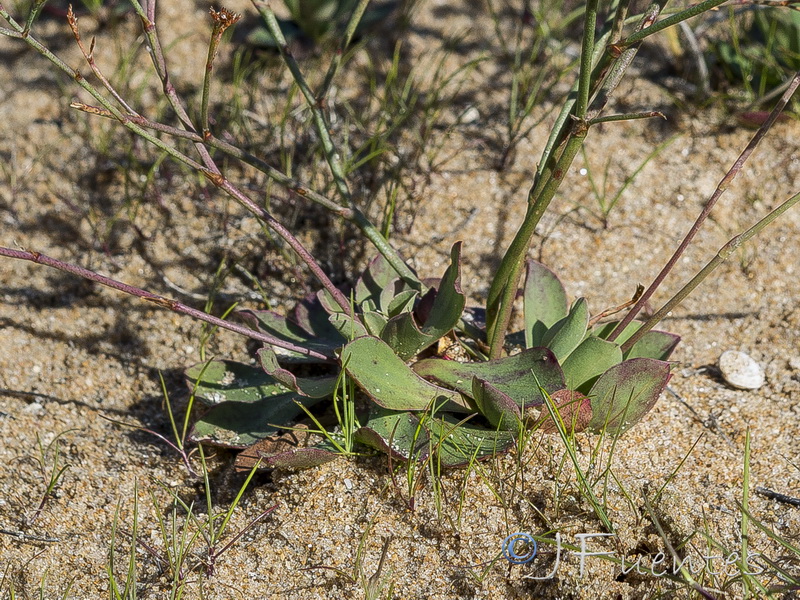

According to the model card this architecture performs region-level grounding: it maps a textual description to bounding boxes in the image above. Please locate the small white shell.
[718,350,765,390]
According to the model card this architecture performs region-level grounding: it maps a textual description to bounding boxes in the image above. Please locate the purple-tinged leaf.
[534,389,593,433]
[257,347,337,398]
[413,347,564,408]
[586,358,671,434]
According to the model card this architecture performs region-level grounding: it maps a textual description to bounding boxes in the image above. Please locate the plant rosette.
[186,245,679,470]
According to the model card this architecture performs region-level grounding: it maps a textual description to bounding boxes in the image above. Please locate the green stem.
[621,188,800,353]
[486,130,587,357]
[254,2,353,207]
[318,0,371,101]
[486,1,660,358]
[252,1,421,291]
[619,0,728,47]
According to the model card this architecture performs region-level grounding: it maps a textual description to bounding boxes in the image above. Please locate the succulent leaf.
[239,309,343,362]
[186,359,288,406]
[355,408,516,467]
[534,389,593,433]
[413,347,564,407]
[329,312,370,340]
[623,330,681,361]
[540,297,589,361]
[592,320,680,360]
[524,260,569,347]
[380,242,465,359]
[257,347,338,398]
[471,377,522,431]
[340,335,471,412]
[560,336,623,392]
[355,252,398,306]
[189,393,323,448]
[586,358,671,434]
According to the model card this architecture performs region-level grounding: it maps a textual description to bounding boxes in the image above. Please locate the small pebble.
[718,350,765,390]
[344,478,353,491]
[461,106,480,124]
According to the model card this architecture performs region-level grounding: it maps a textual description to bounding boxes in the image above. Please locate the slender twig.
[621,188,800,351]
[254,2,353,207]
[251,1,422,290]
[67,7,140,115]
[588,110,665,125]
[611,70,800,345]
[127,0,218,171]
[620,0,729,47]
[0,246,332,360]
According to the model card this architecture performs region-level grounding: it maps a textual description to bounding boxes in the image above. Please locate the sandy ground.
[1,1,799,598]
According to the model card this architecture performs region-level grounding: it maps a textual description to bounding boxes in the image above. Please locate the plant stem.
[202,8,241,137]
[318,0,371,100]
[611,70,800,345]
[621,188,800,353]
[620,0,729,47]
[0,247,333,360]
[251,1,421,290]
[254,2,353,207]
[486,3,660,358]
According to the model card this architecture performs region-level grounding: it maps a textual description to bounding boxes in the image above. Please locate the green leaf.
[413,347,564,408]
[185,360,288,406]
[355,407,429,460]
[189,394,322,448]
[560,336,623,392]
[471,377,522,431]
[384,287,417,317]
[523,260,569,348]
[379,311,432,360]
[586,358,671,434]
[355,253,398,306]
[541,297,589,361]
[593,319,640,344]
[592,320,680,360]
[624,330,680,361]
[329,312,369,340]
[292,293,345,341]
[425,415,516,467]
[238,309,343,362]
[421,242,466,338]
[355,408,516,467]
[340,336,471,412]
[362,310,389,337]
[257,347,338,398]
[379,243,465,360]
